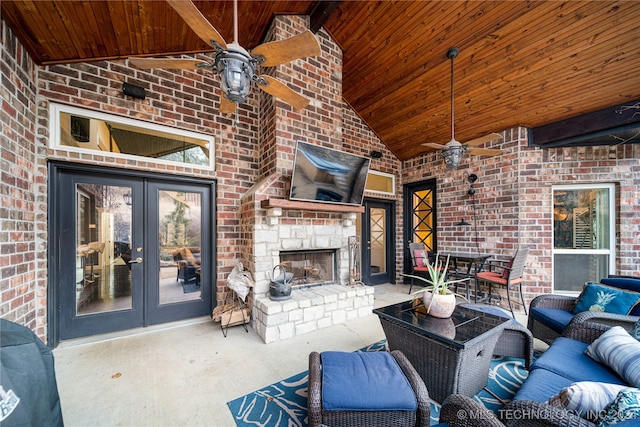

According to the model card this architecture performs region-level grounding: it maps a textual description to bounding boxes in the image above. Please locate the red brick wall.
[0,23,44,338]
[0,16,401,341]
[402,126,640,305]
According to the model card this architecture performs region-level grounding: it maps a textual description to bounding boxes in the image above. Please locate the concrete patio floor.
[53,283,415,426]
[53,283,532,427]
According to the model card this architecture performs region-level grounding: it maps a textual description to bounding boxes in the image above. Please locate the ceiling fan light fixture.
[216,47,255,104]
[441,145,465,169]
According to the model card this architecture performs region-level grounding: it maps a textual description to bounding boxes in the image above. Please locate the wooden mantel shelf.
[261,198,365,213]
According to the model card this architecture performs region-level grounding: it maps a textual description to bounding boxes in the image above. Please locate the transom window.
[50,103,214,169]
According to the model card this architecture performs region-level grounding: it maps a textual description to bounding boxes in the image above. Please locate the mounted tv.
[290,141,370,206]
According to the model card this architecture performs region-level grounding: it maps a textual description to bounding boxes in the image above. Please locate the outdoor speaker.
[123,83,146,99]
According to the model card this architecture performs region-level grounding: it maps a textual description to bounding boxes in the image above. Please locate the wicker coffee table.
[374,300,510,403]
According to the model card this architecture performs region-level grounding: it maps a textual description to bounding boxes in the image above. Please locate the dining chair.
[408,242,436,294]
[475,247,529,318]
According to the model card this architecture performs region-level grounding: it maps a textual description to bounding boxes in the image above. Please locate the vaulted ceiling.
[3,1,639,161]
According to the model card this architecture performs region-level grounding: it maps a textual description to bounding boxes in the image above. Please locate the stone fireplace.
[248,202,374,343]
[235,16,374,343]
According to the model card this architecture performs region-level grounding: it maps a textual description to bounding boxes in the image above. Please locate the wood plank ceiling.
[2,0,639,161]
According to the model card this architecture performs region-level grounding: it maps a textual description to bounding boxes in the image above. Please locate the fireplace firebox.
[279,249,337,288]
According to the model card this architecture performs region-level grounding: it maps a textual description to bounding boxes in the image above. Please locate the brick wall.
[402,126,640,305]
[0,16,400,342]
[2,13,639,343]
[0,22,44,337]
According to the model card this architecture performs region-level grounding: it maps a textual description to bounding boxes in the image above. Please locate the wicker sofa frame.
[528,293,639,345]
[438,322,615,427]
[307,350,431,427]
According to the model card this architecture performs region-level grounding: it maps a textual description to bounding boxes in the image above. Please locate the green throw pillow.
[573,283,640,315]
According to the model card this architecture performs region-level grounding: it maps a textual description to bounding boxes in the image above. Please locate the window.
[50,103,214,169]
[365,170,395,196]
[552,184,615,293]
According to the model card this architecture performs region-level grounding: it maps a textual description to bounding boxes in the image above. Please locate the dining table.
[437,251,492,301]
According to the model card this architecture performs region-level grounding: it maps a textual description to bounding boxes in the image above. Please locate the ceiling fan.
[128,0,321,116]
[423,47,503,169]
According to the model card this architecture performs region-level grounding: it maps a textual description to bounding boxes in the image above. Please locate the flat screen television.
[289,141,370,206]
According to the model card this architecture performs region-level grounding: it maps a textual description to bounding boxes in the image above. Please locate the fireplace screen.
[279,250,337,287]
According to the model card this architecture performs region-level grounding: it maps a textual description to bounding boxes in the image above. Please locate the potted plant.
[403,254,469,318]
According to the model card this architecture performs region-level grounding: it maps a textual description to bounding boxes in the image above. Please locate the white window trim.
[552,183,616,294]
[49,103,215,170]
[365,170,396,196]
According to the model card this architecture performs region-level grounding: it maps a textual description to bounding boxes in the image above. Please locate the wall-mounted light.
[456,218,471,226]
[370,150,383,159]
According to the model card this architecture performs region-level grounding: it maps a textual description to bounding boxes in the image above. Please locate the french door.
[51,164,214,341]
[361,199,395,285]
[403,179,437,279]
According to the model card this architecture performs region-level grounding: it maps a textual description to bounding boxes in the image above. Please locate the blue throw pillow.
[632,319,640,341]
[573,283,640,315]
[586,326,640,388]
[597,389,640,426]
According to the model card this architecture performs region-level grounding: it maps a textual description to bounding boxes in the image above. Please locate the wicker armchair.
[528,277,640,345]
[439,322,613,427]
[308,350,431,427]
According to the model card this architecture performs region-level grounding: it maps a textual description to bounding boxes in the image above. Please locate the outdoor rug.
[226,339,529,426]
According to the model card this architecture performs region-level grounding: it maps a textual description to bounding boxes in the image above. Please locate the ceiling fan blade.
[129,57,206,70]
[468,147,503,156]
[464,133,503,147]
[422,142,448,149]
[257,76,309,110]
[219,96,236,115]
[251,31,321,67]
[166,0,227,49]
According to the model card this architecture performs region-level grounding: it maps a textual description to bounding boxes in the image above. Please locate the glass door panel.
[369,207,387,275]
[145,181,212,325]
[362,199,394,285]
[159,190,203,304]
[58,170,144,340]
[75,183,133,315]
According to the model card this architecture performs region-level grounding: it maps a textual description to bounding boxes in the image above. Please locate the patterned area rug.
[226,339,528,426]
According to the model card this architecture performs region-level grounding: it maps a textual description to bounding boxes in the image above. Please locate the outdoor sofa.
[438,322,640,426]
[528,276,640,345]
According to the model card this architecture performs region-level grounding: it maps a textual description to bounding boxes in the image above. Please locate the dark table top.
[438,252,492,261]
[374,299,509,349]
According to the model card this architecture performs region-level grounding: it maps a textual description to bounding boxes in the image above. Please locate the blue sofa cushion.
[573,283,640,315]
[601,277,640,315]
[512,368,574,402]
[532,337,626,385]
[529,307,574,333]
[320,351,417,411]
[601,277,640,293]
